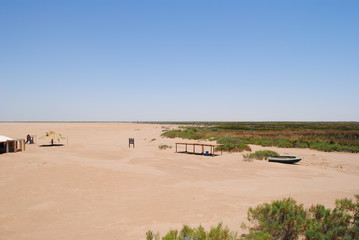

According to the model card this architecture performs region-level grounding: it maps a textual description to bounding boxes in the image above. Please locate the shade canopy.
[0,135,13,142]
[39,131,65,141]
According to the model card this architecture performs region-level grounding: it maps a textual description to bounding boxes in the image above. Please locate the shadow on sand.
[39,144,64,147]
[176,151,218,157]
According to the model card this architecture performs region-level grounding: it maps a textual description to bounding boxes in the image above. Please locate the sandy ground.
[0,122,358,239]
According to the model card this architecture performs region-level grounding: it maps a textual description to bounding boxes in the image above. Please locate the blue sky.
[1,0,358,121]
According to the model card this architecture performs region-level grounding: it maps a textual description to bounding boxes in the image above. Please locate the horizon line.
[1,121,358,123]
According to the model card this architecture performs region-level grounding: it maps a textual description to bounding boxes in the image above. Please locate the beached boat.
[267,156,302,164]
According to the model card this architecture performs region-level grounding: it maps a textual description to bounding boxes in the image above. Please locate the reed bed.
[161,122,359,153]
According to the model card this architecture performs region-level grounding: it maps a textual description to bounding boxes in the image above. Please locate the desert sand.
[1,122,358,239]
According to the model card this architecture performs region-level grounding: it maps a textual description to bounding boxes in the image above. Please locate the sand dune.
[1,123,358,239]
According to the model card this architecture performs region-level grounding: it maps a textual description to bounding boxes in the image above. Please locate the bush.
[147,195,359,240]
[146,230,160,240]
[309,141,339,152]
[216,143,251,152]
[293,140,309,148]
[243,150,279,160]
[255,139,275,147]
[307,141,359,153]
[305,196,359,239]
[305,205,347,239]
[162,230,178,240]
[275,139,293,148]
[146,223,239,240]
[161,130,184,139]
[243,195,359,240]
[245,198,307,239]
[214,136,251,152]
[304,195,359,239]
[159,144,172,150]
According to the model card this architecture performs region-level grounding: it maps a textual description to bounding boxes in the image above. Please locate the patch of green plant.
[161,127,204,140]
[243,195,359,240]
[159,144,172,150]
[243,150,279,160]
[244,198,307,239]
[146,230,160,240]
[275,139,293,148]
[308,141,359,153]
[146,195,359,240]
[249,138,275,147]
[161,130,185,139]
[214,122,359,132]
[214,136,251,152]
[293,140,309,148]
[145,223,239,240]
[150,138,156,142]
[216,143,251,152]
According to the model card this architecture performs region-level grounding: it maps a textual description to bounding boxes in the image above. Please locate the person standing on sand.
[25,134,31,144]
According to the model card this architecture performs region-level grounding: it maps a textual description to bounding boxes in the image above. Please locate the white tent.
[0,135,13,142]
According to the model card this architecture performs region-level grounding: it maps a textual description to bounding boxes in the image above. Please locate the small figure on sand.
[25,134,33,144]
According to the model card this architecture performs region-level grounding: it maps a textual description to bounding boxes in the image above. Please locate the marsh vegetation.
[161,122,359,153]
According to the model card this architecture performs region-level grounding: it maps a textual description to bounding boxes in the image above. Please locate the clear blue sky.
[1,0,358,121]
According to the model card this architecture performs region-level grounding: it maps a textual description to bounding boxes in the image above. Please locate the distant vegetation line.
[1,121,358,125]
[161,122,359,153]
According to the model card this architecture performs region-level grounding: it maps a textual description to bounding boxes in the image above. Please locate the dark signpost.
[129,138,135,148]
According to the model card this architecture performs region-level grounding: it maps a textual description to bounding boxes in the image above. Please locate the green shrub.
[216,143,251,152]
[162,130,184,139]
[305,195,359,239]
[255,139,275,147]
[275,139,293,148]
[161,128,204,140]
[334,144,359,153]
[147,195,359,240]
[244,195,359,240]
[245,198,307,240]
[243,150,279,160]
[146,223,239,240]
[309,141,338,152]
[146,230,160,240]
[159,144,172,150]
[162,230,178,240]
[305,204,348,239]
[293,140,309,148]
[332,195,358,239]
[306,141,359,153]
[207,223,238,240]
[214,136,251,152]
[192,225,207,240]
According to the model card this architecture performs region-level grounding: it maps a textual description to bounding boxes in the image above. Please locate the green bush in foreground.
[146,195,359,240]
[243,150,279,160]
[305,197,359,239]
[244,195,359,240]
[146,223,238,240]
[244,198,307,239]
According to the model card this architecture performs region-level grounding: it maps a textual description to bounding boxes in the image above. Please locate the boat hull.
[267,156,302,164]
